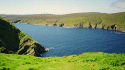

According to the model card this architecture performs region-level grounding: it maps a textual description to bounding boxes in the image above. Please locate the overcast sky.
[0,0,125,15]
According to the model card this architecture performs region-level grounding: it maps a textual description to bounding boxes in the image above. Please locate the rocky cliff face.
[0,17,45,57]
[75,22,123,32]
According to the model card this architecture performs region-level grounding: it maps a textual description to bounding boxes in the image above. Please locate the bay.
[13,23,125,57]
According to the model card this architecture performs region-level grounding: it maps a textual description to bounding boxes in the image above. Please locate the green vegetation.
[1,14,125,70]
[0,52,125,70]
[0,17,45,56]
[5,12,125,32]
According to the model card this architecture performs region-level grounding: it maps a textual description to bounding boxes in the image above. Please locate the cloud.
[112,0,125,8]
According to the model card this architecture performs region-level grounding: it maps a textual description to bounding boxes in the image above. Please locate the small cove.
[13,23,125,57]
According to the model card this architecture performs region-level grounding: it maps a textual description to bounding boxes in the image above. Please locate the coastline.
[14,23,125,33]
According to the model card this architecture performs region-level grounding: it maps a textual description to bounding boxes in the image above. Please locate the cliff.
[0,17,45,57]
[6,12,125,32]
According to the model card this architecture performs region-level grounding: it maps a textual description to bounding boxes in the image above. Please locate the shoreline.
[13,23,125,33]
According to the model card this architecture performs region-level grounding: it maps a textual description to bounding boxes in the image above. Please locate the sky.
[0,0,125,15]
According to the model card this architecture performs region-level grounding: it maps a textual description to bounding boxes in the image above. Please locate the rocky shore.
[15,23,125,33]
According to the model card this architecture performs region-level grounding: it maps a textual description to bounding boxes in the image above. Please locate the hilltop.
[0,17,45,56]
[4,12,125,32]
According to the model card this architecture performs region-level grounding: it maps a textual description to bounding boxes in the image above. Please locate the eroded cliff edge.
[7,12,125,32]
[0,17,45,57]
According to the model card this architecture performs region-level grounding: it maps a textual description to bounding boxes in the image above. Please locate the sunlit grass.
[0,52,125,70]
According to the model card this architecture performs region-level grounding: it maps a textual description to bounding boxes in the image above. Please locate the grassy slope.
[0,52,125,70]
[0,14,125,70]
[0,17,44,56]
[6,12,125,31]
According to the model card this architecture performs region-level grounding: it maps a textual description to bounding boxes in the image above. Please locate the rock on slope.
[0,17,45,57]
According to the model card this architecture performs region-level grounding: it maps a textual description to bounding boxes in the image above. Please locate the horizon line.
[0,12,125,15]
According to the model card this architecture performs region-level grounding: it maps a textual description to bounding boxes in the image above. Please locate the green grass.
[0,17,44,56]
[5,12,125,31]
[0,52,125,70]
[1,13,125,70]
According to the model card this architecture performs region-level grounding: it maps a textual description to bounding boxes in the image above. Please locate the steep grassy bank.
[0,52,125,70]
[0,17,45,56]
[6,12,125,32]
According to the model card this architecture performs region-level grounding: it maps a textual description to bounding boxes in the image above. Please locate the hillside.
[0,17,45,56]
[5,12,125,32]
[0,52,125,70]
[0,16,125,70]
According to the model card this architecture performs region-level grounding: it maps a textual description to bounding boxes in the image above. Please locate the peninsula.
[3,12,125,32]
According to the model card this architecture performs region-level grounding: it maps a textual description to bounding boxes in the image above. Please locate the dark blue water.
[13,23,125,57]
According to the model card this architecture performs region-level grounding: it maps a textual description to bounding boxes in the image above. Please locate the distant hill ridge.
[2,12,125,32]
[0,17,45,57]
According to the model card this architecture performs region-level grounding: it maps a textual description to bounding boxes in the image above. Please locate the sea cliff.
[6,12,125,32]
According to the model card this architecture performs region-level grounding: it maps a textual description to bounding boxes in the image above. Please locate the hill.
[0,52,125,70]
[5,12,125,32]
[0,17,45,56]
[0,15,125,70]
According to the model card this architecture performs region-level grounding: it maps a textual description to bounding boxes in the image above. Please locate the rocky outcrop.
[111,24,116,30]
[53,23,57,26]
[59,23,64,27]
[53,20,58,26]
[94,24,97,29]
[104,24,117,31]
[0,17,45,57]
[107,26,109,30]
[88,23,92,28]
[44,48,49,52]
[12,20,21,23]
[78,23,83,28]
[46,24,48,26]
[101,25,105,29]
[76,22,120,32]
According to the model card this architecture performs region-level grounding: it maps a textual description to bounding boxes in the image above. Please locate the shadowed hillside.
[0,17,45,56]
